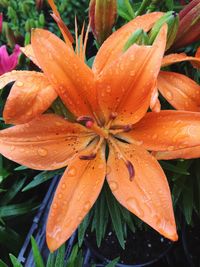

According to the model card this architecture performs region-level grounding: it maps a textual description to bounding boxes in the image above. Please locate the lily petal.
[161,50,200,68]
[97,25,167,125]
[20,45,40,68]
[46,143,106,251]
[154,145,200,160]
[0,114,94,170]
[120,111,200,151]
[2,71,57,124]
[158,71,200,111]
[93,12,163,74]
[107,141,177,241]
[31,29,98,119]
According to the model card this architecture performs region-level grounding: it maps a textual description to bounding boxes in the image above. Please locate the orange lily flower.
[1,5,200,252]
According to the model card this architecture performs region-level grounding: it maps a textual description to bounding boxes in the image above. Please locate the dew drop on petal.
[83,201,91,212]
[37,147,48,156]
[109,181,118,191]
[67,166,77,177]
[126,197,144,218]
[165,91,173,100]
[16,81,24,87]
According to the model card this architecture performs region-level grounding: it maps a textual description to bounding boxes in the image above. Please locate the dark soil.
[86,229,173,266]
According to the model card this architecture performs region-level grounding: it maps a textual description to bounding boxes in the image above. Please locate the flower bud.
[36,0,44,11]
[173,0,200,48]
[89,0,117,45]
[123,29,149,52]
[149,11,179,50]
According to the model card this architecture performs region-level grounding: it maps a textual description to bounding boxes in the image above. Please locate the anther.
[126,161,135,181]
[79,153,96,160]
[77,116,94,128]
[110,112,118,120]
[123,124,133,132]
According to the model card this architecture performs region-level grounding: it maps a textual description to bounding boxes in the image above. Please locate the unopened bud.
[0,13,3,33]
[89,0,117,45]
[173,0,200,48]
[123,29,149,52]
[149,11,179,50]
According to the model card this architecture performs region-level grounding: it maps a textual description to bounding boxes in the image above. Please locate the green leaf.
[182,178,194,224]
[0,199,39,217]
[165,0,174,10]
[9,254,23,267]
[160,161,190,176]
[55,244,65,267]
[0,225,21,253]
[119,205,135,233]
[14,166,28,171]
[78,213,90,247]
[31,236,45,267]
[105,257,120,267]
[87,56,95,68]
[66,244,79,267]
[0,178,26,205]
[0,259,8,267]
[117,0,135,21]
[105,183,125,249]
[46,253,55,267]
[22,170,63,192]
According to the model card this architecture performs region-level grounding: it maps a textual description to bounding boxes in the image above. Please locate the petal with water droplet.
[158,71,200,112]
[107,140,177,241]
[46,143,106,251]
[2,71,57,124]
[0,114,94,170]
[97,26,167,125]
[120,110,200,152]
[93,12,163,74]
[31,29,98,119]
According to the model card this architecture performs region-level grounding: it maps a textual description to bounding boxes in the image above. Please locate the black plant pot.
[85,228,173,267]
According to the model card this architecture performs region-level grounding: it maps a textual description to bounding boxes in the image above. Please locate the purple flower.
[0,45,20,76]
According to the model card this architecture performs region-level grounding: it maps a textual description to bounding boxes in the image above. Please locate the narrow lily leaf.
[182,178,194,224]
[55,244,65,267]
[105,183,125,249]
[0,178,26,205]
[0,200,39,217]
[0,259,8,267]
[119,205,136,233]
[160,161,190,175]
[0,225,21,253]
[65,244,79,267]
[105,257,120,267]
[117,0,135,21]
[46,253,55,267]
[22,169,63,192]
[31,236,45,267]
[9,254,23,267]
[172,175,187,205]
[14,166,28,171]
[78,213,90,246]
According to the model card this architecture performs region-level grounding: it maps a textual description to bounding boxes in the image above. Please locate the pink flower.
[0,45,20,76]
[0,13,3,33]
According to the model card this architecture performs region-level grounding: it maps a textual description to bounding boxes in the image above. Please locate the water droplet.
[109,181,118,191]
[165,91,173,100]
[167,146,174,151]
[10,146,15,151]
[16,81,24,87]
[152,134,157,140]
[106,86,111,93]
[126,197,144,217]
[78,215,82,221]
[61,183,66,189]
[58,193,62,199]
[67,166,77,177]
[130,70,135,76]
[83,201,91,211]
[37,147,48,156]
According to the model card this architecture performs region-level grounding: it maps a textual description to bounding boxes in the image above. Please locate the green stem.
[136,0,152,16]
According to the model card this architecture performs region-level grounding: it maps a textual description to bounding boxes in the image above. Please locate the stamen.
[123,124,133,132]
[79,137,104,160]
[109,124,133,135]
[109,137,135,181]
[126,160,135,181]
[79,153,96,160]
[110,112,118,120]
[77,116,94,124]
